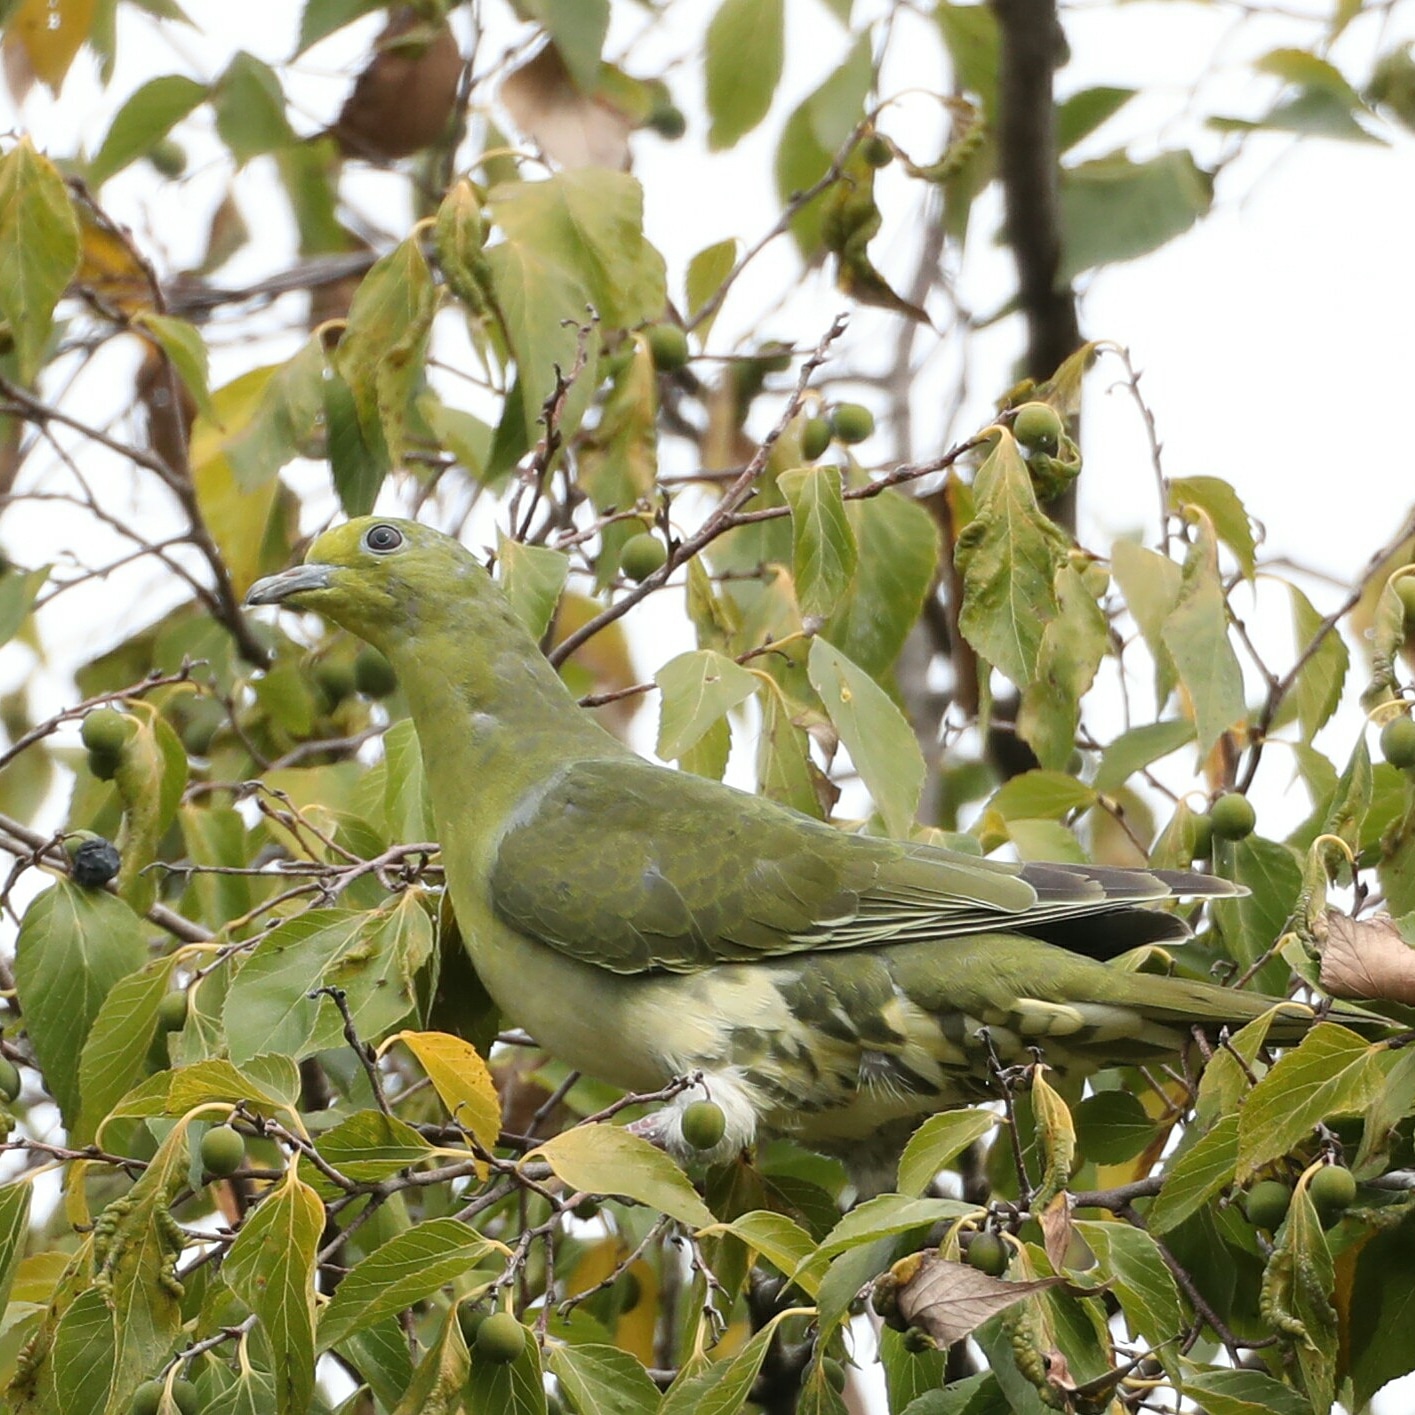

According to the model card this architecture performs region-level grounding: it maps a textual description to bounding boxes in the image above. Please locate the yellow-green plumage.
[248,518,1343,1183]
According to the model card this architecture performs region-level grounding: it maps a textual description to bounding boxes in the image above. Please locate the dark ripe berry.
[81,708,136,756]
[800,416,833,461]
[71,837,121,888]
[475,1310,526,1364]
[1245,1179,1292,1231]
[1012,401,1064,454]
[680,1099,726,1151]
[830,403,874,445]
[1209,792,1256,841]
[156,990,189,1033]
[200,1125,246,1177]
[965,1231,1009,1277]
[1381,715,1415,769]
[0,1057,20,1103]
[353,647,397,699]
[646,103,686,139]
[619,533,668,583]
[644,323,690,372]
[1309,1164,1357,1222]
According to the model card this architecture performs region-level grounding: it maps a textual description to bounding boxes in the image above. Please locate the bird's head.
[246,517,487,649]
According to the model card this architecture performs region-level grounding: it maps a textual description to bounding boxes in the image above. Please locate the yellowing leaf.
[388,1030,501,1159]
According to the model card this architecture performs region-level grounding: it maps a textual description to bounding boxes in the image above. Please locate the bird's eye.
[364,524,403,554]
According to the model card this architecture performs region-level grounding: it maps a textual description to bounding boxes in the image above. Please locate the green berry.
[156,990,188,1034]
[756,341,792,374]
[353,647,397,699]
[131,1381,164,1415]
[1189,812,1213,860]
[1245,1179,1292,1231]
[830,403,874,445]
[800,416,833,461]
[475,1310,526,1364]
[680,1099,726,1151]
[571,1196,601,1221]
[646,103,686,139]
[313,660,357,712]
[200,1125,246,1177]
[861,134,892,167]
[171,1380,200,1415]
[0,1056,20,1103]
[70,837,121,888]
[1309,1164,1357,1222]
[619,533,667,583]
[965,1231,1009,1277]
[81,708,136,756]
[644,323,690,373]
[147,138,188,178]
[1209,792,1256,841]
[179,700,225,757]
[1396,575,1415,623]
[457,1299,489,1343]
[1381,716,1415,770]
[1012,401,1064,454]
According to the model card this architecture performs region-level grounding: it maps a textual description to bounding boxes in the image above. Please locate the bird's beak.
[245,563,334,606]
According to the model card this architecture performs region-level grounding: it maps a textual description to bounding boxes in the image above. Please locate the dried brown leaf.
[896,1252,1062,1347]
[500,44,633,171]
[1318,910,1415,1003]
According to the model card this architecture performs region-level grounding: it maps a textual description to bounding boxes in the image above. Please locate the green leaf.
[1148,1113,1239,1235]
[1268,1183,1337,1410]
[547,1343,661,1415]
[704,0,785,150]
[659,1314,786,1415]
[497,537,569,643]
[76,955,177,1142]
[1161,515,1246,757]
[135,312,216,422]
[655,650,758,761]
[489,169,665,331]
[89,74,207,184]
[1347,1207,1415,1409]
[1236,1024,1383,1181]
[809,1194,978,1270]
[0,139,81,382]
[1094,719,1195,793]
[1181,1367,1315,1415]
[521,0,609,92]
[334,237,436,464]
[313,1109,436,1183]
[225,904,423,1065]
[1059,150,1213,281]
[223,335,329,492]
[213,52,296,163]
[825,489,940,677]
[779,466,858,620]
[1072,1221,1183,1364]
[702,1210,822,1295]
[226,1170,323,1415]
[527,1124,714,1229]
[988,769,1096,822]
[46,1285,115,1415]
[1056,86,1135,152]
[755,677,825,817]
[0,564,50,648]
[317,1220,495,1351]
[807,637,926,837]
[325,366,387,516]
[956,432,1069,688]
[1211,834,1302,983]
[296,0,386,54]
[1017,563,1108,769]
[1110,538,1182,707]
[1289,584,1347,743]
[1072,1090,1154,1166]
[390,1304,470,1415]
[686,237,737,337]
[897,1110,997,1197]
[13,881,148,1127]
[0,1181,32,1314]
[1169,476,1256,579]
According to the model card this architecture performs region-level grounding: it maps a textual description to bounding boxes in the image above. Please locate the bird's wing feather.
[489,759,1237,974]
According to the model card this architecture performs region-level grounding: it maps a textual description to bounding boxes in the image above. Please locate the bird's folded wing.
[488,759,1237,975]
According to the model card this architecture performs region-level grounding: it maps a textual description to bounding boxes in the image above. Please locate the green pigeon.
[248,518,1338,1186]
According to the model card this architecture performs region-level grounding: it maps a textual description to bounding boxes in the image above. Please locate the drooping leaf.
[704,0,785,150]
